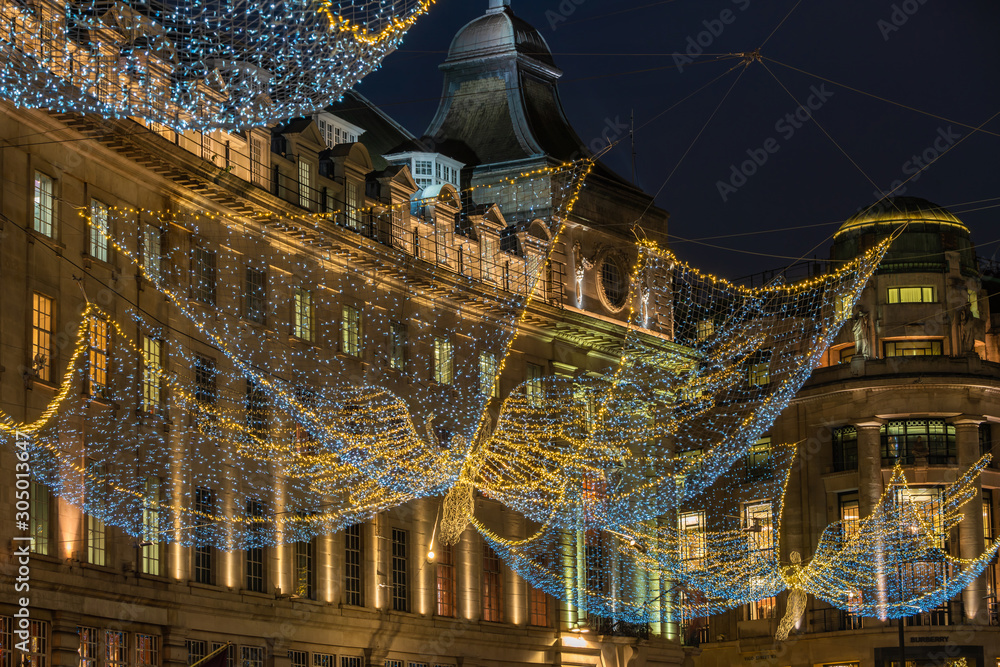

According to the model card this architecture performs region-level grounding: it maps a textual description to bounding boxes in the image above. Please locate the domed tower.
[420,0,668,236]
[826,196,988,363]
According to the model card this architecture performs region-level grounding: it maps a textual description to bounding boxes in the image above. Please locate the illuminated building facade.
[0,5,682,667]
[690,198,1000,667]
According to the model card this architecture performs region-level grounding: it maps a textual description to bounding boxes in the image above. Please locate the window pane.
[31,293,54,382]
[89,200,109,262]
[33,172,54,237]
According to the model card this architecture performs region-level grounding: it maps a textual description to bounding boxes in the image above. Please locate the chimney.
[487,0,510,13]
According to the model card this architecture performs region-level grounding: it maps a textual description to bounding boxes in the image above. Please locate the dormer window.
[385,151,464,189]
[314,112,364,149]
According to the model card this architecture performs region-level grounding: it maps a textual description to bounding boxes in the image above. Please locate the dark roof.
[326,90,418,170]
[447,5,557,69]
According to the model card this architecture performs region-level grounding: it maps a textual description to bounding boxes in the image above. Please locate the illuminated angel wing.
[797,456,1000,619]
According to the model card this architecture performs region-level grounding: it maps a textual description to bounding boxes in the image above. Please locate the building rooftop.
[836,196,968,236]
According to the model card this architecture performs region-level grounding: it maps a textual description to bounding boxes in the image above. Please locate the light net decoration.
[0,0,434,130]
[0,160,591,546]
[455,238,893,537]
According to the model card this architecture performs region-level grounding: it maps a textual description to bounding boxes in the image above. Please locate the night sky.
[355,0,1000,280]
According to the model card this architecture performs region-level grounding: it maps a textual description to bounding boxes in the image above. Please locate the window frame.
[88,199,110,262]
[341,305,361,357]
[33,171,55,238]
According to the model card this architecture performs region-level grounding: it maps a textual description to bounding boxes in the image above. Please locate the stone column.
[854,419,885,518]
[50,612,83,667]
[950,415,987,622]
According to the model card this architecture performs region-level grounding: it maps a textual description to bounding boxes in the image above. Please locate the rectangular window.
[106,631,128,667]
[341,305,361,357]
[884,339,943,357]
[345,523,363,606]
[528,586,548,627]
[389,321,407,371]
[415,161,432,176]
[314,654,335,667]
[747,596,776,621]
[246,498,266,593]
[294,531,314,599]
[241,646,264,667]
[434,338,454,385]
[839,491,860,540]
[289,652,308,667]
[482,543,503,622]
[250,137,267,188]
[194,487,215,584]
[748,351,771,387]
[3,619,47,667]
[194,355,217,405]
[142,225,163,283]
[743,500,774,552]
[86,464,106,567]
[834,293,853,321]
[89,200,110,262]
[985,489,994,546]
[136,635,159,667]
[298,159,311,208]
[210,643,235,667]
[525,362,544,407]
[192,247,217,305]
[244,267,267,324]
[31,293,54,382]
[186,640,207,666]
[880,419,956,465]
[341,659,362,667]
[346,181,362,231]
[832,426,859,471]
[142,476,161,576]
[888,285,935,304]
[479,353,498,397]
[1,617,10,667]
[79,627,99,667]
[29,481,49,555]
[391,528,408,612]
[678,510,706,564]
[293,289,314,342]
[33,171,54,237]
[385,661,402,667]
[141,336,165,415]
[745,436,771,478]
[201,132,213,162]
[246,380,268,437]
[88,316,110,398]
[435,543,456,617]
[896,486,945,547]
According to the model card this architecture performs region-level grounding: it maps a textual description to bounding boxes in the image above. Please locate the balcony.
[586,616,650,639]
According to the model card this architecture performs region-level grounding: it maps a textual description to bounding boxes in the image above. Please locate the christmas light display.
[0,0,435,130]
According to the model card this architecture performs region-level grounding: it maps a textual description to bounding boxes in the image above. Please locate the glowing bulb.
[427,550,436,561]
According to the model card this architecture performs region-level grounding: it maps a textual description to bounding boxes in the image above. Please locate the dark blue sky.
[356,0,1000,279]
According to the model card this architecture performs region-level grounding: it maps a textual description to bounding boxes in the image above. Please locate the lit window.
[748,351,771,387]
[293,525,314,599]
[346,181,362,231]
[896,486,945,547]
[747,596,776,620]
[391,528,409,612]
[31,293,54,382]
[435,543,456,617]
[142,225,163,283]
[192,247,216,305]
[678,511,706,564]
[4,618,47,667]
[79,627,98,667]
[88,317,110,398]
[33,171,54,237]
[881,419,956,466]
[834,293,853,321]
[250,136,267,187]
[482,543,503,622]
[106,631,128,667]
[345,523,363,606]
[389,321,407,371]
[883,339,943,357]
[29,481,49,555]
[479,353,498,397]
[298,159,311,208]
[525,362,544,406]
[528,586,548,627]
[142,476,161,575]
[201,132,213,162]
[839,491,859,540]
[244,267,267,324]
[136,635,159,667]
[245,499,266,593]
[86,463,106,566]
[746,436,771,477]
[887,285,935,304]
[89,200,110,262]
[434,338,453,385]
[985,489,994,545]
[743,500,773,552]
[341,305,361,357]
[696,320,714,341]
[194,487,215,584]
[141,336,164,415]
[293,289,314,342]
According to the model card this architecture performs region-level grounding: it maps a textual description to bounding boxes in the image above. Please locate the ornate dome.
[835,196,968,237]
[447,1,557,68]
